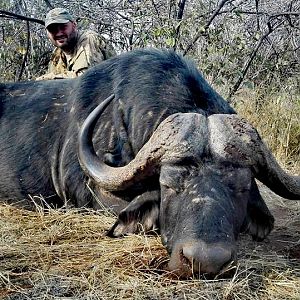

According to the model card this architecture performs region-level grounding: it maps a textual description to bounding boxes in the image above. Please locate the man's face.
[46,21,77,49]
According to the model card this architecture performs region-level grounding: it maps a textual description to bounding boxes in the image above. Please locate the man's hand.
[35,71,77,81]
[36,73,60,81]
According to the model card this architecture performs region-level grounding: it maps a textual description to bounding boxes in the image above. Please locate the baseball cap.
[45,8,74,28]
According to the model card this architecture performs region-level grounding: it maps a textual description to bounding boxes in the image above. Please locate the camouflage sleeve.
[84,31,107,66]
[35,48,68,80]
[71,31,106,75]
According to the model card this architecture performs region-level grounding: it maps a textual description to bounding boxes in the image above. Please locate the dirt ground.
[257,184,300,260]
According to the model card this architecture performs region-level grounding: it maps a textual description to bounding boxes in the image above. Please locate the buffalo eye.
[159,164,191,193]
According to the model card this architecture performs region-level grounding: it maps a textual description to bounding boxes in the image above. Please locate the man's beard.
[60,31,78,54]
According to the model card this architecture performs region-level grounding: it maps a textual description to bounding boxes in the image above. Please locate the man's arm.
[36,71,76,80]
[35,48,72,80]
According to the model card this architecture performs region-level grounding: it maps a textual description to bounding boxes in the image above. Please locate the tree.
[0,0,299,100]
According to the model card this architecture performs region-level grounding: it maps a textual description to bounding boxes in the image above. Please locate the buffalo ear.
[107,191,160,237]
[242,179,274,241]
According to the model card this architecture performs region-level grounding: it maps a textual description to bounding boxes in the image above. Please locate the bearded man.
[36,8,115,80]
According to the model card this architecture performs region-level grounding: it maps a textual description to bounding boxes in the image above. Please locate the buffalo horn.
[78,95,168,191]
[252,140,300,199]
[210,114,300,200]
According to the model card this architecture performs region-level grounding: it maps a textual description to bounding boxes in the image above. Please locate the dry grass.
[233,88,300,173]
[1,186,300,299]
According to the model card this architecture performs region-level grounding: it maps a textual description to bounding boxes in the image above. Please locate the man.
[36,8,115,80]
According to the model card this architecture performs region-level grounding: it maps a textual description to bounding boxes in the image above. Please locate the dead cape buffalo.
[0,48,299,277]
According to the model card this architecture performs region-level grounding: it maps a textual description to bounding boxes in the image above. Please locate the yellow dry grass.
[233,88,300,173]
[1,187,300,299]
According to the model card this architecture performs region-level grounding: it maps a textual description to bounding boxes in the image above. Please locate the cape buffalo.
[0,48,299,277]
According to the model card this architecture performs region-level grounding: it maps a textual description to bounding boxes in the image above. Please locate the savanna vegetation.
[0,0,299,299]
[1,0,299,168]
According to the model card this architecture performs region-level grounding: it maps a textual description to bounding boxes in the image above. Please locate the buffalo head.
[78,95,300,277]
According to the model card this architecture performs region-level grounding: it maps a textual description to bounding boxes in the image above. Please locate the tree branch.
[228,19,285,100]
[255,0,260,30]
[173,0,186,51]
[0,10,44,25]
[17,20,31,81]
[43,0,54,9]
[183,0,234,56]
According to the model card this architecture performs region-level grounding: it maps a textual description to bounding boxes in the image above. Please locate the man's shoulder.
[77,29,116,59]
[78,29,102,44]
[80,29,99,37]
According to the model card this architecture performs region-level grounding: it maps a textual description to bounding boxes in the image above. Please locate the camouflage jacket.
[37,30,115,80]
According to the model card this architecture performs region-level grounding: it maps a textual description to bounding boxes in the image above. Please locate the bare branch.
[255,0,260,30]
[43,0,54,9]
[228,19,285,100]
[17,20,30,81]
[183,0,234,56]
[0,10,44,25]
[173,0,186,51]
[213,9,300,17]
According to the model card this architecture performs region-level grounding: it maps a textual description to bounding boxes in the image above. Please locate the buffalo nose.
[168,240,235,277]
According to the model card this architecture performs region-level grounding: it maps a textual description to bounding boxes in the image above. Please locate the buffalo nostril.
[182,242,233,275]
[168,241,235,277]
